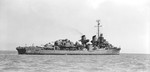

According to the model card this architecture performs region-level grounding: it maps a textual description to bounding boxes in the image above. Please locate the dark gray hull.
[16,48,121,55]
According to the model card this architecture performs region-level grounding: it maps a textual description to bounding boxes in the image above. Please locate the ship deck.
[22,48,120,55]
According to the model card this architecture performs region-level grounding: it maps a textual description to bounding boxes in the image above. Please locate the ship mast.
[96,20,102,38]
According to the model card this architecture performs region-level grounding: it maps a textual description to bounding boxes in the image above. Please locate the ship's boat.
[16,20,121,55]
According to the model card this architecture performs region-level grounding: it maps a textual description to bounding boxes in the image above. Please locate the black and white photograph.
[0,0,150,72]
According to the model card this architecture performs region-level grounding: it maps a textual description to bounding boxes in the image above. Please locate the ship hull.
[16,48,120,55]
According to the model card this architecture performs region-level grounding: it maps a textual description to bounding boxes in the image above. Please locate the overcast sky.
[0,0,150,54]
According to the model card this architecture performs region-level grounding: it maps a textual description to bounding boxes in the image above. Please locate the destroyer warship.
[16,20,121,55]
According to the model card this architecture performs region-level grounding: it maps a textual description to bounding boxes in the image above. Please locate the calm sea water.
[0,51,150,72]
